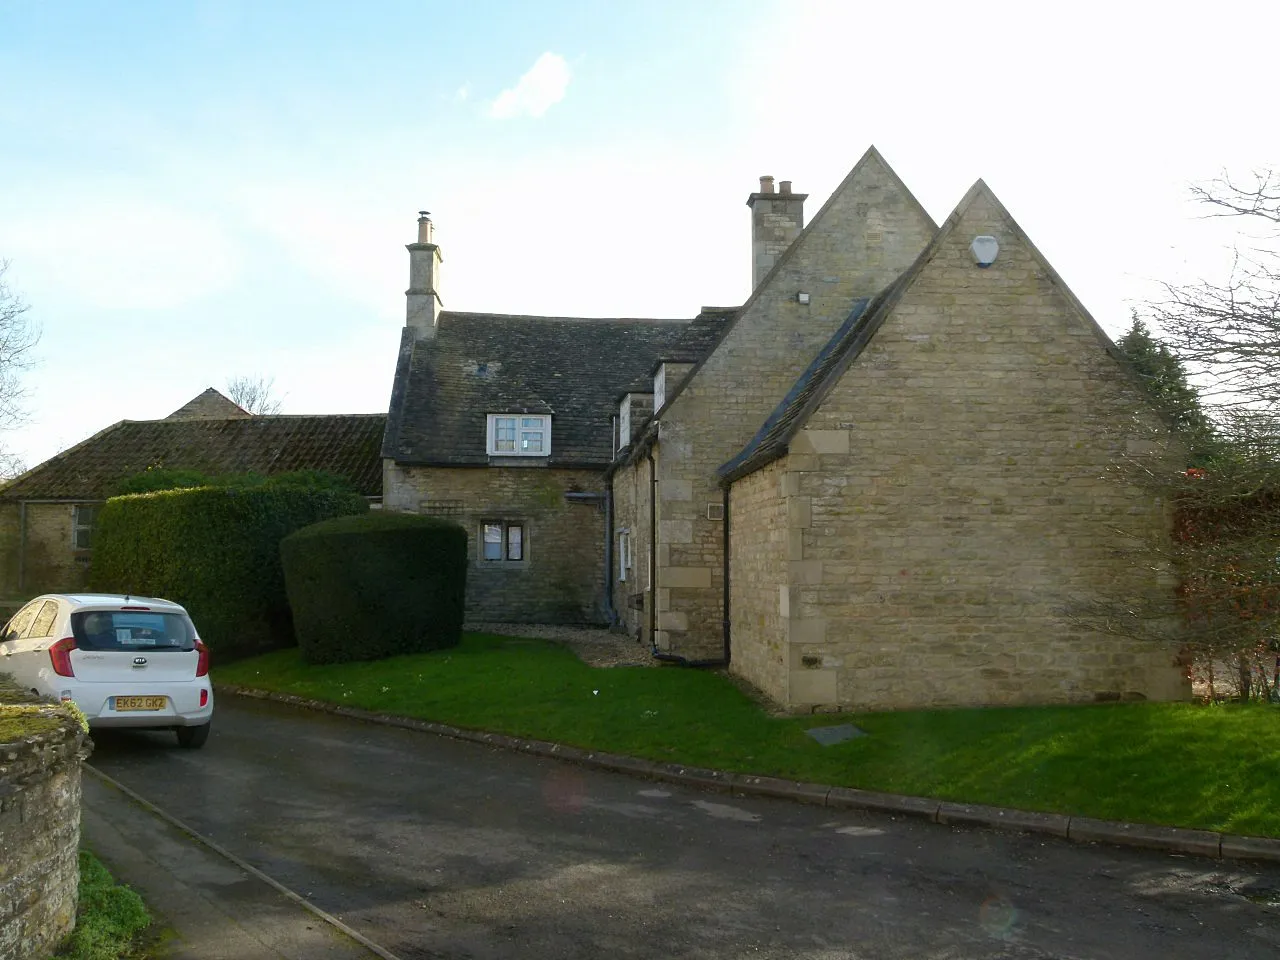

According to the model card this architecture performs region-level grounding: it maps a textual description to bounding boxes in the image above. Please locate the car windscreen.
[70,611,196,652]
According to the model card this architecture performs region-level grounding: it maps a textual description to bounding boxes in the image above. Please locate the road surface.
[84,694,1280,959]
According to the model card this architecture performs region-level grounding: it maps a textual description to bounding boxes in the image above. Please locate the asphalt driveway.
[84,694,1280,960]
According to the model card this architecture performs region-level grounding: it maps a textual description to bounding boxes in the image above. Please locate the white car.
[0,593,213,748]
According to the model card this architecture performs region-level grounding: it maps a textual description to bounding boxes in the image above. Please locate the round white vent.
[970,235,999,267]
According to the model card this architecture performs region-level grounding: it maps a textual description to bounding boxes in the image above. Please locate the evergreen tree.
[1117,314,1221,466]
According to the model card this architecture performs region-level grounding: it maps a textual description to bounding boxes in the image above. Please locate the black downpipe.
[603,480,617,627]
[721,484,731,666]
[647,451,659,655]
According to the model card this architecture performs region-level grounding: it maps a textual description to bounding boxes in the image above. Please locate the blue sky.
[0,0,1274,469]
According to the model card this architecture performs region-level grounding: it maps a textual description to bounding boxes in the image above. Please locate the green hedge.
[89,487,368,661]
[281,512,467,665]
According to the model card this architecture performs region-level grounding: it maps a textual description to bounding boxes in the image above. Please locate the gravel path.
[464,621,655,667]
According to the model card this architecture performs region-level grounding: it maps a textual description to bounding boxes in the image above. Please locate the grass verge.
[56,850,151,960]
[217,633,1280,838]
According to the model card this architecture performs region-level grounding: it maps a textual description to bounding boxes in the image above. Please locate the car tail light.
[49,637,77,678]
[200,689,209,708]
[195,639,209,677]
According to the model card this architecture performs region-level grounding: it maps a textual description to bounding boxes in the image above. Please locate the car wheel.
[176,721,210,749]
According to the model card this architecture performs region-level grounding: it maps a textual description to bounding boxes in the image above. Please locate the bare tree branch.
[0,261,40,468]
[1151,170,1280,412]
[1190,169,1280,225]
[225,374,284,416]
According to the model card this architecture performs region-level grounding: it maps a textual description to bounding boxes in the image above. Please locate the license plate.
[113,696,167,712]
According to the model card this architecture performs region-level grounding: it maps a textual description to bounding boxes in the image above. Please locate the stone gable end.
[747,184,1189,710]
[644,150,939,658]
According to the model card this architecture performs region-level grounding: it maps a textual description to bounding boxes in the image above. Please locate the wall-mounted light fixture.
[970,235,999,268]
[797,292,811,304]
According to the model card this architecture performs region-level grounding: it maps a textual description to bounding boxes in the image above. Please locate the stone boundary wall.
[0,710,90,960]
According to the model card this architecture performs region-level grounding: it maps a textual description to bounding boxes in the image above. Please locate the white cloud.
[488,53,571,120]
[454,83,470,102]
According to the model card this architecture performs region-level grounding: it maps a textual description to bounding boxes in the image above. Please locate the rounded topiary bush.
[281,512,467,665]
[90,486,368,661]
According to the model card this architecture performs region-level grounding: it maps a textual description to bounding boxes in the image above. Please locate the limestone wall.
[0,711,89,960]
[727,460,788,703]
[648,152,937,659]
[0,504,19,599]
[383,462,607,624]
[23,505,92,597]
[610,456,651,641]
[0,503,92,600]
[767,188,1189,711]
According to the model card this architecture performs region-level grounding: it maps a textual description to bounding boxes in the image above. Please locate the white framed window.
[618,529,633,581]
[487,414,550,457]
[617,399,631,452]
[481,520,525,562]
[72,504,99,550]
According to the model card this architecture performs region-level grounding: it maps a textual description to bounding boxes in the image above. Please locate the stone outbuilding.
[0,391,385,598]
[382,147,1190,710]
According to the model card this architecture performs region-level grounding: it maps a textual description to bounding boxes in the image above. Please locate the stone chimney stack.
[746,175,807,290]
[406,211,443,339]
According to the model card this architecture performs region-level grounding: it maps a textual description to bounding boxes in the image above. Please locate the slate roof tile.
[0,414,386,500]
[717,296,877,483]
[383,309,733,467]
[165,388,252,421]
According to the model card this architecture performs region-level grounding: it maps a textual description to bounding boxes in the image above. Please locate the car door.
[0,600,45,690]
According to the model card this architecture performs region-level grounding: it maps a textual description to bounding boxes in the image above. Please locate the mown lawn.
[216,633,1280,838]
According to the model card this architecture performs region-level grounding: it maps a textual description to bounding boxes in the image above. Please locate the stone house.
[0,390,385,598]
[382,147,1190,710]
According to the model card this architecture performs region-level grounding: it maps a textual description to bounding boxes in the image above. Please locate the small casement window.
[618,529,633,581]
[72,504,99,550]
[487,414,550,457]
[481,521,525,562]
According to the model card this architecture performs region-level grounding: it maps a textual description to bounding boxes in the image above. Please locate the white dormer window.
[618,398,631,452]
[487,414,550,456]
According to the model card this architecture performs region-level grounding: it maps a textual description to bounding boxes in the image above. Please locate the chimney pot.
[747,176,806,290]
[779,180,792,194]
[407,212,442,338]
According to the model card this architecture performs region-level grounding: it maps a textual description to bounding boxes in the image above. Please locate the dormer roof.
[382,309,732,467]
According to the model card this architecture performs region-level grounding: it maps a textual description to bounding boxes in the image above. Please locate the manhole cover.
[805,723,866,746]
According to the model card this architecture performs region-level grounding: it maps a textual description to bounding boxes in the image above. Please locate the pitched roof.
[165,388,252,420]
[718,179,1132,484]
[651,146,937,426]
[383,309,733,467]
[717,295,877,482]
[0,414,387,500]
